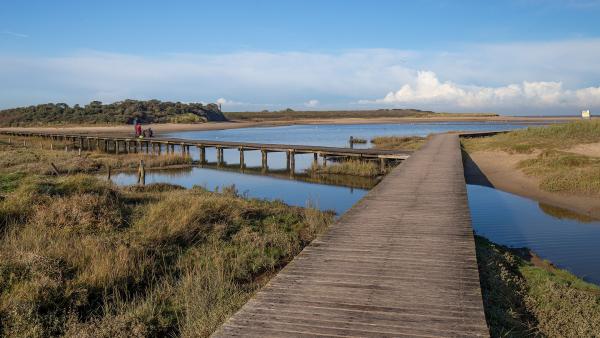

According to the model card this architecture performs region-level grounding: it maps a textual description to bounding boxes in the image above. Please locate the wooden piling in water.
[137,160,145,186]
[239,147,245,169]
[199,146,206,164]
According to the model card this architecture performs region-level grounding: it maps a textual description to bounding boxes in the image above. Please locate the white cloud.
[304,99,319,107]
[1,30,28,38]
[1,39,600,114]
[363,71,600,110]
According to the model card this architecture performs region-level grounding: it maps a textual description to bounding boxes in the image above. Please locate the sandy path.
[465,150,600,219]
[567,142,600,157]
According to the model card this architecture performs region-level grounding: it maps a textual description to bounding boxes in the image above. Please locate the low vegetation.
[370,135,426,150]
[476,236,600,337]
[462,120,600,196]
[0,138,333,337]
[224,109,497,121]
[0,136,192,175]
[461,120,600,154]
[308,159,382,177]
[0,100,227,126]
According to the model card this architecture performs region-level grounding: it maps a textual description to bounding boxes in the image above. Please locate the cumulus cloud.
[1,39,600,114]
[304,99,319,107]
[362,71,600,110]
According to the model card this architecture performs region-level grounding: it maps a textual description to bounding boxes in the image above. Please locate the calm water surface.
[111,167,371,215]
[113,122,600,284]
[467,184,600,284]
[164,122,534,171]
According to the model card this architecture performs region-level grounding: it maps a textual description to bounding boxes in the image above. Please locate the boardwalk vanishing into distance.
[213,133,489,337]
[0,130,410,172]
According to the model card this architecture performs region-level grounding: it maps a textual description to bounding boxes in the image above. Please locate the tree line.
[0,99,227,126]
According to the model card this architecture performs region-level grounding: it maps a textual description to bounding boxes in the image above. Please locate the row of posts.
[5,134,386,173]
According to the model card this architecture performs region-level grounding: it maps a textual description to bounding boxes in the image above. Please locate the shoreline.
[0,115,578,136]
[463,149,600,219]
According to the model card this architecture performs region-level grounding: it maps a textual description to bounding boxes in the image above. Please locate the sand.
[465,150,600,219]
[0,115,575,136]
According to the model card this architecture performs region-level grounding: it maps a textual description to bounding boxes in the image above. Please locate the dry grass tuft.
[308,159,382,177]
[371,136,426,150]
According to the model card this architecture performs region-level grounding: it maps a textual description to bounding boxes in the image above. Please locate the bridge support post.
[198,146,206,164]
[217,147,224,166]
[261,150,268,171]
[239,147,245,169]
[313,153,318,168]
[157,143,162,155]
[288,150,295,174]
[180,143,186,155]
[170,144,175,154]
[115,140,119,155]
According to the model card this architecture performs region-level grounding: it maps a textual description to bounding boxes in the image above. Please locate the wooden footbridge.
[2,129,489,336]
[0,130,410,172]
[213,133,489,337]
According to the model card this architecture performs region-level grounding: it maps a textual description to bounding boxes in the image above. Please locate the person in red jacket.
[135,122,142,137]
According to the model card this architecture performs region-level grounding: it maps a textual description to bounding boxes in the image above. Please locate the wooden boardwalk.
[213,134,489,337]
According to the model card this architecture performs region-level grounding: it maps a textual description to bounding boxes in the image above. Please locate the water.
[164,122,533,172]
[111,122,600,283]
[166,122,532,148]
[467,184,600,284]
[110,166,371,215]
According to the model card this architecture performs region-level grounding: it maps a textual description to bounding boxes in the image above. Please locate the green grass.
[476,236,600,337]
[370,136,426,151]
[308,159,382,177]
[462,120,600,196]
[462,120,600,154]
[0,140,334,337]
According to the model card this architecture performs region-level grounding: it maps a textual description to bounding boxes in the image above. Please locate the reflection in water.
[538,203,598,223]
[110,166,370,215]
[165,122,536,148]
[467,184,600,284]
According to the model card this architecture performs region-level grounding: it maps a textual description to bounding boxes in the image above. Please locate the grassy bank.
[0,139,333,337]
[371,135,426,151]
[462,120,600,196]
[0,136,192,175]
[308,159,382,177]
[476,236,600,337]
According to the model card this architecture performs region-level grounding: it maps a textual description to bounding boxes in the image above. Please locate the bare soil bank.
[464,150,600,219]
[0,115,577,136]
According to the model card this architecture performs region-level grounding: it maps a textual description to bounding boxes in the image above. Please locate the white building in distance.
[582,110,591,119]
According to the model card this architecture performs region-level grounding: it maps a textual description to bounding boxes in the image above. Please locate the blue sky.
[1,0,600,114]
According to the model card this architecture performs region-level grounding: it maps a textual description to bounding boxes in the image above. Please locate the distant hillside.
[224,108,498,121]
[0,100,228,126]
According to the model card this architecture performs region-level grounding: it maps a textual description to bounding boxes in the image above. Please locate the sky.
[1,0,600,114]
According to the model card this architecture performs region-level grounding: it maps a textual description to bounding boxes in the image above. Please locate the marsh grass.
[0,136,191,176]
[461,120,600,196]
[476,236,600,337]
[370,136,426,150]
[461,120,600,154]
[308,159,382,177]
[0,146,333,337]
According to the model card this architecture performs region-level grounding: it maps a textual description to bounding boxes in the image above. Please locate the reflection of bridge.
[213,134,489,337]
[0,131,411,172]
[2,130,489,335]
